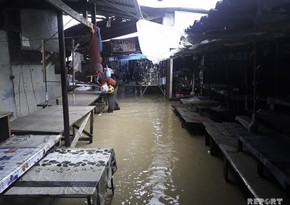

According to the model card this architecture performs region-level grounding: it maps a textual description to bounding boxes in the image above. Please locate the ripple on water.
[121,115,179,205]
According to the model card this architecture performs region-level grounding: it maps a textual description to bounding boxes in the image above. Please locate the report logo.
[247,198,283,205]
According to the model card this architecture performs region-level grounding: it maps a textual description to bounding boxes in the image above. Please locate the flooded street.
[80,94,246,205]
[0,94,246,205]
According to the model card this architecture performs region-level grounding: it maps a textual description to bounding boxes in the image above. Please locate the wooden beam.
[45,0,93,29]
[70,112,91,148]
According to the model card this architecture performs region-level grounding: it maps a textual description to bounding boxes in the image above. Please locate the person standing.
[106,66,120,113]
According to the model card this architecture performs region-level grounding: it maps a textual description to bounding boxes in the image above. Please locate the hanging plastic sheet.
[136,19,181,64]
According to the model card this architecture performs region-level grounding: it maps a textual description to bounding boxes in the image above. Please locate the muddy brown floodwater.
[81,95,246,205]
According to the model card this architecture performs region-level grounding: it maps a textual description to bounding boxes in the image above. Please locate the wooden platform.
[203,121,290,201]
[238,133,290,190]
[173,105,213,128]
[222,145,290,202]
[203,122,247,155]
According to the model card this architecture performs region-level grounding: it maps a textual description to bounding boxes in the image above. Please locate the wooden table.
[238,133,290,190]
[10,106,95,145]
[3,148,117,205]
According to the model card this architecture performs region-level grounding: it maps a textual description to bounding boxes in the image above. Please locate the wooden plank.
[45,0,93,29]
[221,145,290,202]
[238,133,290,190]
[235,115,251,130]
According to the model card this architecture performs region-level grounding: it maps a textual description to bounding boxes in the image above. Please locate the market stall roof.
[2,0,143,20]
[182,0,290,54]
[88,0,143,19]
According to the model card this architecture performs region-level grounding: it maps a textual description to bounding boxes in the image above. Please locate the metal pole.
[91,3,96,25]
[253,42,257,117]
[57,11,70,147]
[41,40,49,105]
[167,58,173,99]
[71,39,75,105]
[243,48,248,112]
[274,43,278,96]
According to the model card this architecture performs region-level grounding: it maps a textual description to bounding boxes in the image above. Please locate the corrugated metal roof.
[184,0,290,53]
[3,0,143,20]
[89,0,143,19]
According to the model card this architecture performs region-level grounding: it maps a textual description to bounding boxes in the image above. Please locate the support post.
[41,40,49,105]
[91,3,96,25]
[57,12,70,147]
[253,42,258,120]
[167,58,173,99]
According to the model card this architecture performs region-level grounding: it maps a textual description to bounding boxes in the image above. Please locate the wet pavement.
[0,94,246,205]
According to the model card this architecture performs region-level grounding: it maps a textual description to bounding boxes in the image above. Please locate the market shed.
[177,0,290,201]
[183,0,290,114]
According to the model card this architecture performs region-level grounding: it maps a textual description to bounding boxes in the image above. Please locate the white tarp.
[136,19,181,64]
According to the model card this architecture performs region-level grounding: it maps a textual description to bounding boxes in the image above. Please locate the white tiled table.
[3,148,117,205]
[0,135,61,194]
